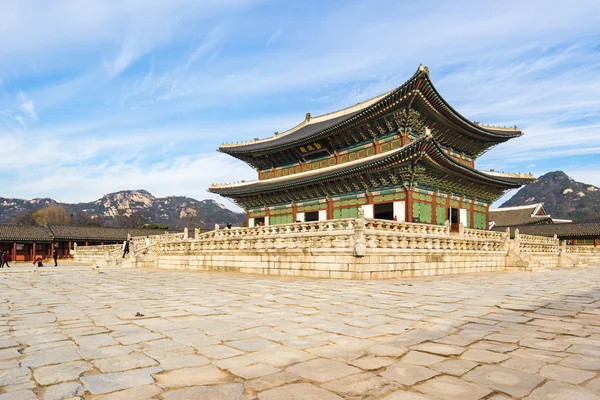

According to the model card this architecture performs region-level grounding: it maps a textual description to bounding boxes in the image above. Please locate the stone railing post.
[353,209,366,257]
[183,227,188,240]
[458,223,464,237]
[513,228,520,254]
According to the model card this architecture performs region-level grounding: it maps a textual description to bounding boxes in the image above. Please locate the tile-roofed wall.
[493,222,600,238]
[47,225,174,241]
[489,205,550,227]
[0,225,53,241]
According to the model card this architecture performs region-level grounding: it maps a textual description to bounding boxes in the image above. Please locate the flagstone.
[463,365,544,397]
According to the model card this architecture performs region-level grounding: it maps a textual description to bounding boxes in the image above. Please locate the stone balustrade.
[513,230,559,254]
[463,227,508,241]
[73,218,600,279]
[566,245,600,254]
[364,219,449,236]
[199,219,356,239]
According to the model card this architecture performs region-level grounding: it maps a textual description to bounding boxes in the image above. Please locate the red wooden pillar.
[401,132,408,146]
[485,204,490,230]
[85,241,88,246]
[594,238,598,247]
[292,203,297,222]
[431,196,436,226]
[68,241,72,258]
[470,201,475,229]
[32,242,36,262]
[12,241,16,262]
[406,190,413,223]
[327,199,334,220]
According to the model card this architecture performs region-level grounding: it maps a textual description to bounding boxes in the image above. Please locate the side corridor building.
[0,225,170,262]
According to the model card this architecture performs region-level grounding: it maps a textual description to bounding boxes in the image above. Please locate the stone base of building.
[73,218,600,280]
[153,248,506,280]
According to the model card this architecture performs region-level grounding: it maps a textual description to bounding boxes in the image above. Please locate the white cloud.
[18,91,37,120]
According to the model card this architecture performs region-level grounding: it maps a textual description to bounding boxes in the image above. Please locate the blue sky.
[1,0,599,210]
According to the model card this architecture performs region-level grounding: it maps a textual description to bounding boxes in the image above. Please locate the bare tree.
[9,210,36,226]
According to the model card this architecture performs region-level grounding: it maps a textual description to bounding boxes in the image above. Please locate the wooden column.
[32,242,36,261]
[68,241,72,258]
[594,238,598,247]
[327,199,333,220]
[292,203,297,222]
[85,241,88,246]
[373,140,380,154]
[485,204,490,230]
[12,241,16,263]
[401,132,408,146]
[432,196,437,226]
[470,201,475,229]
[406,190,413,223]
[446,194,450,224]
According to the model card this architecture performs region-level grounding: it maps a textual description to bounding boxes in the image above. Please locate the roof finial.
[305,112,311,122]
[418,64,430,77]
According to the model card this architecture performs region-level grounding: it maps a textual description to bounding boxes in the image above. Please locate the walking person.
[3,251,10,268]
[53,249,58,267]
[122,240,130,258]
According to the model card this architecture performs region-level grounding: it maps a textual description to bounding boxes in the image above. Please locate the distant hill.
[501,171,600,222]
[0,190,245,229]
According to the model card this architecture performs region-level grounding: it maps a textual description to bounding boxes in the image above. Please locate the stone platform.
[1,266,600,399]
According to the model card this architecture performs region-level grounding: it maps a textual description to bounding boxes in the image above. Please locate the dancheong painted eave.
[209,134,535,197]
[217,65,523,160]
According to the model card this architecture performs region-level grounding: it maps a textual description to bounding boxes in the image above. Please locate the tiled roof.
[493,222,600,238]
[0,224,176,242]
[489,204,552,227]
[220,65,522,156]
[47,225,171,241]
[0,225,52,241]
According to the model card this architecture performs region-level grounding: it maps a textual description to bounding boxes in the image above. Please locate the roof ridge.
[490,203,543,211]
[473,122,520,131]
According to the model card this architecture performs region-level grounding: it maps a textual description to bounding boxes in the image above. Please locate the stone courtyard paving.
[1,265,600,399]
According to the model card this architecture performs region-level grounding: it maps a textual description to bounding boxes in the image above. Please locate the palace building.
[209,66,535,231]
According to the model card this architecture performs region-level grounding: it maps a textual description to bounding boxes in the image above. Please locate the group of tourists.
[0,249,60,269]
[0,250,10,268]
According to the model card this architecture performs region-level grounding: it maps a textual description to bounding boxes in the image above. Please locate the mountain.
[501,171,600,222]
[0,190,245,229]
